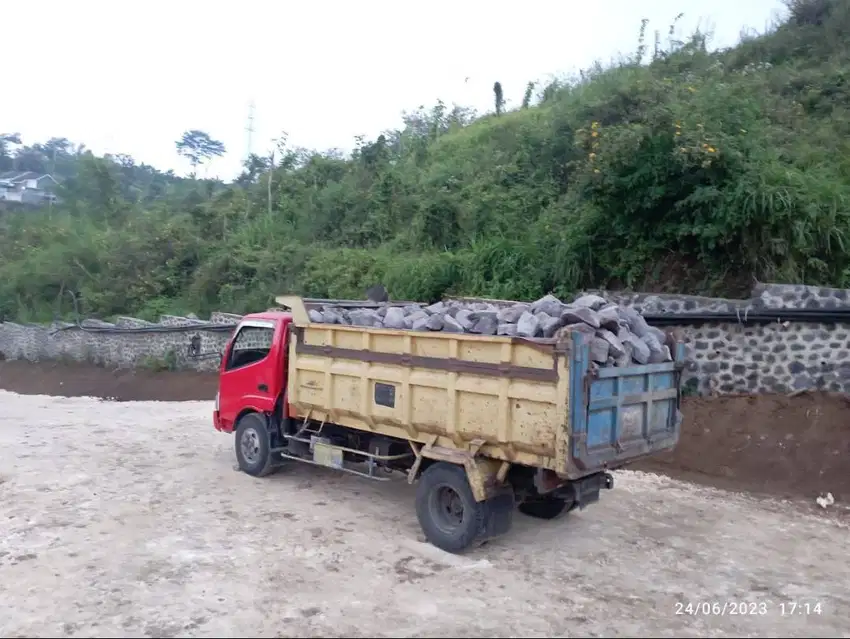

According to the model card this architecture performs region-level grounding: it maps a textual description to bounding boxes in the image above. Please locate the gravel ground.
[1,390,847,638]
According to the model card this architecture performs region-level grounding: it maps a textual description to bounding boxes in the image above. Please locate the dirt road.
[1,390,847,638]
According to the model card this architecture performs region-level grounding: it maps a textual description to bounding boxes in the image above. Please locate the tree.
[0,133,21,171]
[493,82,505,116]
[175,130,226,177]
[522,82,535,109]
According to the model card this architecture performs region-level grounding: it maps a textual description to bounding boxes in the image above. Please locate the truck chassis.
[232,409,613,554]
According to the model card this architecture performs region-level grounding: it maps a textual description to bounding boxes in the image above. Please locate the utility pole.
[245,100,256,162]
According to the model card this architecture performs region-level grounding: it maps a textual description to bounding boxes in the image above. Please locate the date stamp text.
[674,600,824,617]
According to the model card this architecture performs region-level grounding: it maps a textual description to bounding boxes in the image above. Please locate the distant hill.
[1,0,849,322]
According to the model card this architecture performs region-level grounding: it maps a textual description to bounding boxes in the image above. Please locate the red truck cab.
[213,311,293,433]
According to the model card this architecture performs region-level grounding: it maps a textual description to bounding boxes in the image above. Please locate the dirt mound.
[633,392,850,502]
[0,359,218,402]
[1,359,847,501]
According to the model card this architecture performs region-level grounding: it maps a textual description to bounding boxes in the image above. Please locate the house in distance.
[0,171,59,207]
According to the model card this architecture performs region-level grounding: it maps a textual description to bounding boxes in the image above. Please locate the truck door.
[217,319,283,431]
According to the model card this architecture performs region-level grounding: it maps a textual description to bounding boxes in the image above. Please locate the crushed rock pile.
[306,293,674,366]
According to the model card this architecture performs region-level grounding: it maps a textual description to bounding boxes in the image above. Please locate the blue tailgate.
[567,331,685,474]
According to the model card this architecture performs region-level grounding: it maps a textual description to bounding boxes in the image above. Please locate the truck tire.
[415,462,487,554]
[518,496,571,520]
[234,413,277,477]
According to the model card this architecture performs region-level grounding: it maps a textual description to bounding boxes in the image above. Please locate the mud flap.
[478,489,515,541]
[555,472,614,510]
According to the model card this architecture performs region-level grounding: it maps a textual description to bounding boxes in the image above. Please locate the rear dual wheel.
[415,462,514,554]
[518,496,572,520]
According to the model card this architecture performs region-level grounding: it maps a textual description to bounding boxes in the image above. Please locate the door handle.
[258,383,268,392]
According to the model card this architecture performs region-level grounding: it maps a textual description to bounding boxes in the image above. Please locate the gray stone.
[590,337,610,363]
[471,315,498,335]
[540,315,562,338]
[382,307,407,329]
[308,309,325,323]
[561,322,596,336]
[322,310,344,324]
[403,304,422,316]
[348,309,381,327]
[455,309,474,331]
[596,304,621,331]
[425,314,445,331]
[366,284,389,303]
[497,323,518,336]
[497,305,528,323]
[469,310,499,323]
[516,312,540,338]
[572,294,608,310]
[411,316,431,331]
[615,340,635,367]
[619,329,650,364]
[618,306,651,338]
[424,301,445,315]
[642,332,669,363]
[560,306,601,329]
[530,294,564,317]
[596,328,626,358]
[647,325,667,344]
[442,315,464,333]
[404,310,429,329]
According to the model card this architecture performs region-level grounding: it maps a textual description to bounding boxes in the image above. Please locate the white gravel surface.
[0,390,847,638]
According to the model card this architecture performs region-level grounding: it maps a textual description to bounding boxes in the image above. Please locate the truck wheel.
[518,496,571,520]
[234,413,276,477]
[415,462,486,554]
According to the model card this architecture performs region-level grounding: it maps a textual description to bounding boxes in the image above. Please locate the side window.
[225,324,275,371]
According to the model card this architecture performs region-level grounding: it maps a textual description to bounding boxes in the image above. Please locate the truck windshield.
[226,321,275,370]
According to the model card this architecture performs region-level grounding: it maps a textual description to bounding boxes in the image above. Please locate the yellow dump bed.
[277,296,684,480]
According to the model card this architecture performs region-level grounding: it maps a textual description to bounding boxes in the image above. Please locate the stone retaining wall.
[1,283,849,395]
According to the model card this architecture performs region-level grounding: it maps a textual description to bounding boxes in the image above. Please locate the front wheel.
[234,413,277,477]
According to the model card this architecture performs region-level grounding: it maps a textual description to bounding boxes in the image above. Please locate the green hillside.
[2,0,850,321]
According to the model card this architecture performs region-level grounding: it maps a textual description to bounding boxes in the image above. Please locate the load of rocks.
[306,293,674,366]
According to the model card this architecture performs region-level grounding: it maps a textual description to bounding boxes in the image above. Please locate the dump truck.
[213,295,686,553]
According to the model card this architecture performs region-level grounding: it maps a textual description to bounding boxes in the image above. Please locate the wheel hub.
[431,485,465,531]
[240,428,260,464]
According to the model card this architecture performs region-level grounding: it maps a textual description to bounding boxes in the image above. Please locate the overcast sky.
[2,0,786,180]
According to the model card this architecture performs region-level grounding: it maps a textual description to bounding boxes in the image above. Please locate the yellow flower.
[591,131,598,138]
[675,131,681,136]
[707,146,716,153]
[591,121,599,129]
[593,169,600,174]
[688,87,696,93]
[589,153,596,159]
[675,122,682,128]
[680,147,687,153]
